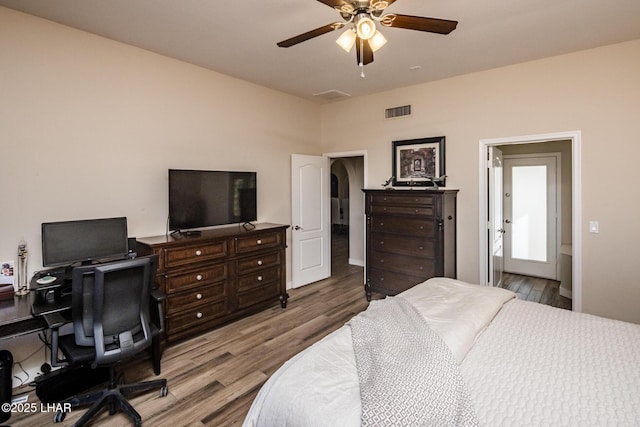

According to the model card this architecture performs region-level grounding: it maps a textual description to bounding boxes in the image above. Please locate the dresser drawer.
[370,204,434,217]
[236,252,280,274]
[370,233,435,258]
[370,193,436,206]
[368,268,430,295]
[237,280,281,309]
[237,265,281,293]
[167,301,227,336]
[165,264,227,293]
[369,217,434,236]
[166,282,225,314]
[164,240,228,268]
[370,251,436,277]
[235,232,282,254]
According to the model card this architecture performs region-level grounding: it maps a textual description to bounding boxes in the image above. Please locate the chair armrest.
[43,311,72,368]
[150,288,167,302]
[43,312,68,330]
[149,289,166,334]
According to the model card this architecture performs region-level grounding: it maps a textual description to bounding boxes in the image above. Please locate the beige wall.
[320,39,640,323]
[0,7,321,282]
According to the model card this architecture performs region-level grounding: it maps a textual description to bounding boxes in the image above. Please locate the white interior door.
[488,147,504,286]
[504,155,558,279]
[291,154,331,288]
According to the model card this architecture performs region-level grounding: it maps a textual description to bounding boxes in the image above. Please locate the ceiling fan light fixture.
[369,30,387,52]
[336,28,357,52]
[356,15,376,40]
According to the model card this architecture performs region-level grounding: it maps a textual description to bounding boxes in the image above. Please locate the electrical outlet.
[589,221,599,233]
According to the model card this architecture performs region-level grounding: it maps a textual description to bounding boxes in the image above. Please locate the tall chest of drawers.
[363,189,458,300]
[136,223,288,343]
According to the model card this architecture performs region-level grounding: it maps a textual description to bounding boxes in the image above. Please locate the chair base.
[55,367,167,427]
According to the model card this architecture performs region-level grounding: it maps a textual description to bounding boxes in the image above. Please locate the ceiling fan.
[277,0,458,75]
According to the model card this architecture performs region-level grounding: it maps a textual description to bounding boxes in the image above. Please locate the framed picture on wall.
[392,136,446,187]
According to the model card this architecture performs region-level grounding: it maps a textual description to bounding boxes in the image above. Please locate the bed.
[243,277,640,426]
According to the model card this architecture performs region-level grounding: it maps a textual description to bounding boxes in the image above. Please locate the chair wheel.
[54,411,66,423]
[160,385,168,397]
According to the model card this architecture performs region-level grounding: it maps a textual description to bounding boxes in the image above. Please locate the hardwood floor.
[499,272,572,310]
[11,234,568,426]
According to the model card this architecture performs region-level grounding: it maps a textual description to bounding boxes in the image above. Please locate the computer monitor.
[41,217,129,268]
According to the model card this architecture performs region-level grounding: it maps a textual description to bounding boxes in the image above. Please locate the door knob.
[294,225,304,230]
[505,219,511,224]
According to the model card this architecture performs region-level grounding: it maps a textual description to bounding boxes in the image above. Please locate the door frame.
[478,131,582,312]
[323,150,369,275]
[488,146,504,287]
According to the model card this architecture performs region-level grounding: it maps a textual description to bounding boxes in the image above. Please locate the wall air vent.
[385,105,412,119]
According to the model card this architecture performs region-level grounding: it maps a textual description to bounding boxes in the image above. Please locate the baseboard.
[348,258,364,267]
[559,286,573,299]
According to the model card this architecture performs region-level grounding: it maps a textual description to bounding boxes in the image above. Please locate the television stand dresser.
[136,223,288,343]
[363,189,458,301]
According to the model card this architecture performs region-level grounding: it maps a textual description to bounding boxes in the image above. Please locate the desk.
[0,293,47,341]
[0,287,163,375]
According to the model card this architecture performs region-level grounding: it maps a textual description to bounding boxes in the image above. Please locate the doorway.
[290,151,367,289]
[326,152,366,271]
[479,131,582,312]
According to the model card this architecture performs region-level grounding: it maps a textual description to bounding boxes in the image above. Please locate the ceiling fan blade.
[355,37,374,66]
[388,14,458,34]
[315,0,346,8]
[277,22,345,48]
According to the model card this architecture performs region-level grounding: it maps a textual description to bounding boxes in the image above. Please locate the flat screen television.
[168,169,257,232]
[42,217,129,267]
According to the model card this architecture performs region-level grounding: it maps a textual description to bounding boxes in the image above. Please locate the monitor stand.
[170,229,202,238]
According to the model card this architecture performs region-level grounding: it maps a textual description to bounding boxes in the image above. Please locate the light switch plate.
[589,221,599,233]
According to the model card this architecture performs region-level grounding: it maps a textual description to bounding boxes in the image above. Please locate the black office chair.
[46,255,168,426]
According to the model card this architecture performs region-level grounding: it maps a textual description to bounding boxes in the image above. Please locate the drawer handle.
[257,260,263,266]
[418,266,423,271]
[196,312,203,319]
[379,222,384,227]
[196,293,202,300]
[195,250,202,256]
[196,274,203,281]
[419,226,424,230]
[257,275,263,281]
[418,246,424,250]
[257,239,262,245]
[379,241,384,245]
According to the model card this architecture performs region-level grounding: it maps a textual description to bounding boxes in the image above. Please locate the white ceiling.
[2,0,640,103]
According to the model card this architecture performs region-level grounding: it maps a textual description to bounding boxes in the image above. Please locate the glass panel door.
[511,165,547,262]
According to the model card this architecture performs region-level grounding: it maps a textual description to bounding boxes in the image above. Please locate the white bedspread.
[461,298,640,426]
[243,278,640,426]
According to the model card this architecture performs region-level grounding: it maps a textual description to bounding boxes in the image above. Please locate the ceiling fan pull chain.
[360,38,365,78]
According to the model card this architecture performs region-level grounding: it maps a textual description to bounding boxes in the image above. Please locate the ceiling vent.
[312,90,351,101]
[385,104,412,119]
